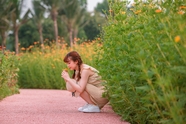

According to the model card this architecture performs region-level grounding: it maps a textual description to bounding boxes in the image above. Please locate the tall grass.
[18,40,100,89]
[96,0,186,123]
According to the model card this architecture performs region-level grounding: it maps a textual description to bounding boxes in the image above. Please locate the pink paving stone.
[0,89,130,124]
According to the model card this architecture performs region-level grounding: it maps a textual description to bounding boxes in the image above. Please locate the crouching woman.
[61,51,108,113]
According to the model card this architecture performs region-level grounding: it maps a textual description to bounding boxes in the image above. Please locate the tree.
[83,0,108,41]
[10,0,30,54]
[0,0,14,53]
[95,0,109,15]
[42,0,62,46]
[83,16,100,41]
[18,20,39,48]
[32,0,46,51]
[17,18,55,49]
[59,0,88,46]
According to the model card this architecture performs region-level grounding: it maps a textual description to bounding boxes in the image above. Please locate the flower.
[174,36,181,43]
[155,9,162,13]
[179,6,186,9]
[63,68,68,72]
[135,10,141,15]
[121,11,126,14]
[29,45,34,49]
[178,10,185,15]
[41,44,44,47]
[21,47,26,51]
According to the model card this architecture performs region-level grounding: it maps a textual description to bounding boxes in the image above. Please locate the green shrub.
[0,52,20,100]
[96,0,186,123]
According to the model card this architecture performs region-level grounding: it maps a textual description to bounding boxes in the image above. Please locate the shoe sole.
[82,110,100,113]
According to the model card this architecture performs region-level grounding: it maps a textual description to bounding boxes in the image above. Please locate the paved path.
[0,89,129,124]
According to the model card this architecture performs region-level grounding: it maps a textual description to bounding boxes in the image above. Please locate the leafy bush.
[0,52,20,100]
[96,1,186,123]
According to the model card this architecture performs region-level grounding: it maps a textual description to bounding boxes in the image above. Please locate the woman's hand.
[61,70,70,81]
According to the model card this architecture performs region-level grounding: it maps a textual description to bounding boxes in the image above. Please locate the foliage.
[96,0,186,123]
[31,0,46,47]
[7,18,55,50]
[0,52,20,100]
[95,0,109,15]
[58,0,88,46]
[18,39,99,89]
[83,16,101,41]
[83,12,106,41]
[1,0,108,52]
[19,20,40,48]
[10,0,31,54]
[0,0,15,53]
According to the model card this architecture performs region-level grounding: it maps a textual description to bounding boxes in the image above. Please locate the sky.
[22,0,103,13]
[87,0,103,11]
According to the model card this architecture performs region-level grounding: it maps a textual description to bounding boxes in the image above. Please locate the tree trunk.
[0,32,6,54]
[51,9,59,47]
[38,23,44,52]
[53,18,58,46]
[14,27,19,55]
[67,22,74,47]
[73,28,78,44]
[69,28,73,47]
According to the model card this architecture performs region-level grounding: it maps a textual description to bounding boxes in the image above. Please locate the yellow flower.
[155,9,162,13]
[135,10,141,15]
[21,47,26,51]
[174,36,181,43]
[130,8,134,11]
[180,6,186,9]
[29,45,34,49]
[121,11,126,14]
[41,44,44,47]
[63,68,68,72]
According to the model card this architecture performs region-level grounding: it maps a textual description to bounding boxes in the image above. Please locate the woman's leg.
[80,90,95,105]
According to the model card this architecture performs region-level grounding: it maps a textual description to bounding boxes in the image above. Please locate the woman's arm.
[65,81,76,92]
[62,69,90,93]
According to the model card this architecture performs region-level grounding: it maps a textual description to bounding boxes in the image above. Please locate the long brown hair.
[63,51,83,81]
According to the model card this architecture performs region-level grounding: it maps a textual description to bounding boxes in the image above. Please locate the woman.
[61,51,108,113]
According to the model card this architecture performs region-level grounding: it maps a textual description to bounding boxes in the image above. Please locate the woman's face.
[66,58,78,70]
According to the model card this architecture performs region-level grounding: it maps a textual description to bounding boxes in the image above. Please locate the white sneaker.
[82,104,100,113]
[78,104,89,112]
